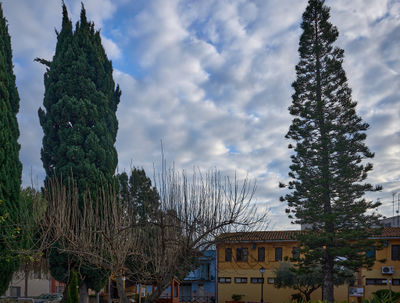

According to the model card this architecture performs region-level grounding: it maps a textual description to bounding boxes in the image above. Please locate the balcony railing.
[179,296,215,303]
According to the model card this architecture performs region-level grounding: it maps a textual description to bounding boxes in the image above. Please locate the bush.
[231,294,243,301]
[66,271,79,303]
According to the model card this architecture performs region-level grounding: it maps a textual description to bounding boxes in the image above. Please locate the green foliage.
[48,239,109,291]
[120,168,161,281]
[67,271,79,303]
[281,0,382,301]
[231,294,243,301]
[117,168,160,226]
[361,289,400,303]
[0,2,22,294]
[38,3,119,291]
[274,262,355,302]
[38,3,120,197]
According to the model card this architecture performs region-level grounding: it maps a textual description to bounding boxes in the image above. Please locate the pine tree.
[281,0,381,302]
[37,3,120,296]
[0,3,22,295]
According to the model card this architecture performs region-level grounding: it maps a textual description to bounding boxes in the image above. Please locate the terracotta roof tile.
[217,227,400,243]
[372,227,400,238]
[217,230,302,242]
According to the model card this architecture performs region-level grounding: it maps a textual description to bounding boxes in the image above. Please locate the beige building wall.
[5,272,52,297]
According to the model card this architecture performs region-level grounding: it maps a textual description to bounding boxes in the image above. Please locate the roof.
[217,230,302,242]
[217,227,400,243]
[373,227,400,238]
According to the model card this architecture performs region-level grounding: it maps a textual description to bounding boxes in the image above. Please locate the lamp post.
[260,267,265,303]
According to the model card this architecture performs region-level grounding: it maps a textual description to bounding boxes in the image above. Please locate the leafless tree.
[42,164,267,303]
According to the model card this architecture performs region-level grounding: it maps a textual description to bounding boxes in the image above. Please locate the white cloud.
[101,35,122,60]
[3,0,400,230]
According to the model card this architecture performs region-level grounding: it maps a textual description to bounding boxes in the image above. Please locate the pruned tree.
[281,0,382,302]
[43,164,266,303]
[274,262,355,302]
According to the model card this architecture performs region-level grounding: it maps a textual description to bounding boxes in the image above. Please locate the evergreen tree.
[37,3,120,296]
[281,0,381,302]
[0,3,22,295]
[117,168,160,280]
[117,168,160,226]
[67,271,79,303]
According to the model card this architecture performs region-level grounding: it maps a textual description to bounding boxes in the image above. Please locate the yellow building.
[216,227,400,303]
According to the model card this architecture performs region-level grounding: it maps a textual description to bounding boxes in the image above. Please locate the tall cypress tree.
[38,3,120,297]
[0,3,22,295]
[281,0,381,302]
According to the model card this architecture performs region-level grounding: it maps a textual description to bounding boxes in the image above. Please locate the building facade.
[216,228,400,303]
[4,271,64,297]
[180,250,216,303]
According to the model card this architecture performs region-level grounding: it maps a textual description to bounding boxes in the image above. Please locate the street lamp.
[259,267,265,303]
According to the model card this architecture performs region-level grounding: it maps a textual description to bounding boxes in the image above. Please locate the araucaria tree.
[281,0,381,302]
[0,3,22,295]
[37,3,120,299]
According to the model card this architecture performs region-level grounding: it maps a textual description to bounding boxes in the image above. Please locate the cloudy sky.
[3,0,399,230]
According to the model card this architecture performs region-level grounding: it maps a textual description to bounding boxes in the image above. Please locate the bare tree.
[43,165,267,303]
[140,166,267,302]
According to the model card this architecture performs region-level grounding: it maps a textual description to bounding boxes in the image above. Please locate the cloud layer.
[3,0,399,230]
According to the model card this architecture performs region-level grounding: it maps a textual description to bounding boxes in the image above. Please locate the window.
[267,278,275,284]
[392,245,400,260]
[258,247,265,262]
[10,286,21,297]
[218,277,231,283]
[250,277,264,284]
[275,247,282,261]
[234,277,248,284]
[366,247,376,260]
[237,248,248,262]
[393,279,400,285]
[200,263,210,280]
[225,248,232,262]
[366,279,387,285]
[292,247,300,260]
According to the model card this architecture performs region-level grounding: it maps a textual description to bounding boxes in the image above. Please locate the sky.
[2,0,399,230]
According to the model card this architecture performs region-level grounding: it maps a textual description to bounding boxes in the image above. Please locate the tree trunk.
[115,275,129,303]
[79,281,89,303]
[304,292,311,303]
[108,278,111,303]
[60,282,69,303]
[322,255,334,303]
[24,268,29,297]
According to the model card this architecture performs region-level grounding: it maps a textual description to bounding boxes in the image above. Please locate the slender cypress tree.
[0,3,22,295]
[281,0,381,302]
[38,3,120,297]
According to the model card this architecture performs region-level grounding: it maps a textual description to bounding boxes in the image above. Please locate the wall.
[5,272,51,297]
[217,238,400,303]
